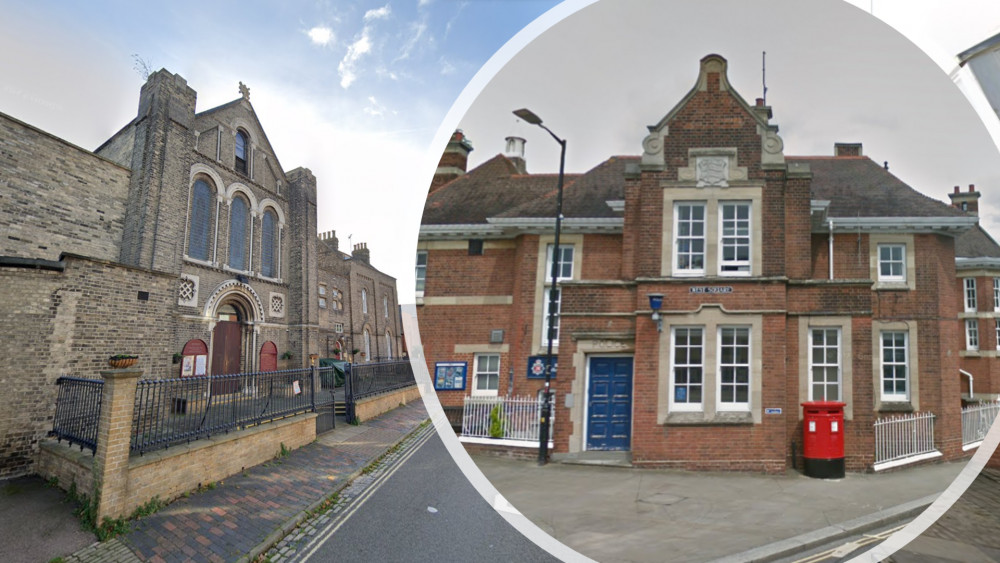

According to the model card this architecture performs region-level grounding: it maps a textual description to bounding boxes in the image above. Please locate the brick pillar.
[93,368,141,521]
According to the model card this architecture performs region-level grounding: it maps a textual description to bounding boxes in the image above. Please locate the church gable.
[641,54,784,182]
[192,86,287,197]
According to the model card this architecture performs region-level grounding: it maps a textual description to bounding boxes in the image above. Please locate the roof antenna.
[762,51,767,105]
[884,161,889,171]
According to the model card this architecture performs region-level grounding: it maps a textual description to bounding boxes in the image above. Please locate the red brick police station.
[417,55,1000,472]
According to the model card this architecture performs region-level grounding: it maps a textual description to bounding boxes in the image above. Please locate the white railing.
[873,412,940,470]
[462,395,551,442]
[962,401,1000,449]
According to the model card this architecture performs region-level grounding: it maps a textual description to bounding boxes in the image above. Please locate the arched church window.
[261,208,277,278]
[362,288,368,314]
[228,196,249,271]
[385,330,392,360]
[188,179,213,261]
[235,130,249,174]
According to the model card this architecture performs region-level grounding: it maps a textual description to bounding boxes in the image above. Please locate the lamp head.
[648,293,664,311]
[513,108,543,125]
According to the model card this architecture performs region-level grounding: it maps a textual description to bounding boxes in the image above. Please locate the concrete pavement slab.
[472,454,965,562]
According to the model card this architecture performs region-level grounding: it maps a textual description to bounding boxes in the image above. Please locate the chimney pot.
[755,98,764,107]
[970,184,976,192]
[954,185,960,194]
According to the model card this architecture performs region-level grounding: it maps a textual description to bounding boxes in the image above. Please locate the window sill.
[183,256,217,269]
[664,411,754,425]
[873,282,910,291]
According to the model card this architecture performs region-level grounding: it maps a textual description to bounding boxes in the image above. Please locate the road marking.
[791,524,906,563]
[296,425,435,562]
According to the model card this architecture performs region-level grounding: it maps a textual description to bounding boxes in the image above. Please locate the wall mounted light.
[648,293,664,332]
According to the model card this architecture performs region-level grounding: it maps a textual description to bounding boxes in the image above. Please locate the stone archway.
[203,280,264,379]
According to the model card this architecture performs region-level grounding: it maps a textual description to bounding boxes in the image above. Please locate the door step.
[552,451,632,467]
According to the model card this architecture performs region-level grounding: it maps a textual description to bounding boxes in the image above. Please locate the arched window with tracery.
[188,179,214,261]
[235,130,249,174]
[228,195,249,270]
[385,331,392,360]
[261,208,277,278]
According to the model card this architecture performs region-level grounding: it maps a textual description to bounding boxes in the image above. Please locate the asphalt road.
[279,428,558,563]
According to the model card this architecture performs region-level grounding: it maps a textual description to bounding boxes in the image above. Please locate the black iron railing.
[50,377,104,454]
[345,360,415,422]
[131,368,315,454]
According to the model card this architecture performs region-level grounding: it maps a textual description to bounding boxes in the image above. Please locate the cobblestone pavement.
[263,422,437,562]
[888,468,1000,562]
[65,401,429,563]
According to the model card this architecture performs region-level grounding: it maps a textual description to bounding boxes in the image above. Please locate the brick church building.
[0,69,401,477]
[417,54,998,472]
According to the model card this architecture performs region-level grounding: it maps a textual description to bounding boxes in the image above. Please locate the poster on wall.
[194,355,207,376]
[181,356,195,377]
[434,362,467,390]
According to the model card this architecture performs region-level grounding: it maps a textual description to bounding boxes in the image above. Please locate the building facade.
[0,69,398,478]
[317,232,403,363]
[417,54,993,472]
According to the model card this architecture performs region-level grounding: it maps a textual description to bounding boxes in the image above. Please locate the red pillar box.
[801,401,846,479]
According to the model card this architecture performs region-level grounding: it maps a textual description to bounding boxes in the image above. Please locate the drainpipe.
[828,220,834,280]
[961,369,974,399]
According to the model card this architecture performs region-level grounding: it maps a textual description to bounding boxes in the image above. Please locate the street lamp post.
[513,108,565,466]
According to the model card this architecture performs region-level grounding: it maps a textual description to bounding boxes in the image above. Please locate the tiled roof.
[424,152,970,228]
[421,154,580,225]
[792,156,966,219]
[495,156,637,219]
[956,224,1000,259]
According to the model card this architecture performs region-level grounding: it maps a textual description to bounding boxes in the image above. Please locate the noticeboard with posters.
[434,362,467,390]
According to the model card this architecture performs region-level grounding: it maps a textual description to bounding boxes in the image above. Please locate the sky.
[0,0,559,300]
[456,0,1000,241]
[3,1,1000,303]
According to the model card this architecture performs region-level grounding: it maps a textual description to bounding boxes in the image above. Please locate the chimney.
[949,183,981,215]
[318,230,339,251]
[834,143,862,157]
[504,136,527,174]
[753,97,773,120]
[430,130,474,195]
[352,242,370,265]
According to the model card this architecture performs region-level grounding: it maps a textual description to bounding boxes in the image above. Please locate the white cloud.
[364,5,391,22]
[439,57,455,75]
[338,31,373,89]
[418,0,432,6]
[363,95,388,117]
[306,26,334,46]
[396,20,427,61]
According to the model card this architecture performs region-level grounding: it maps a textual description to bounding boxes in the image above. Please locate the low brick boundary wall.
[38,409,315,518]
[353,386,421,423]
[461,439,553,461]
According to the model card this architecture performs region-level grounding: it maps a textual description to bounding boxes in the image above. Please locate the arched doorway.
[212,303,244,375]
[260,341,278,372]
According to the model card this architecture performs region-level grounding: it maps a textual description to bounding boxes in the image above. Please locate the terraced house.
[418,54,998,473]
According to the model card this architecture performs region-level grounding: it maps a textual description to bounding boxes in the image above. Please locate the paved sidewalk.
[65,401,428,563]
[886,468,1000,562]
[472,453,966,563]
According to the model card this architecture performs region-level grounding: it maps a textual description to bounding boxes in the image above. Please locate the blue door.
[586,357,633,451]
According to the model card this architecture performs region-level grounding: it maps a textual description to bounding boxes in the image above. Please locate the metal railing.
[873,412,937,467]
[131,368,314,454]
[345,360,415,403]
[461,395,551,442]
[962,401,1000,448]
[50,377,104,453]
